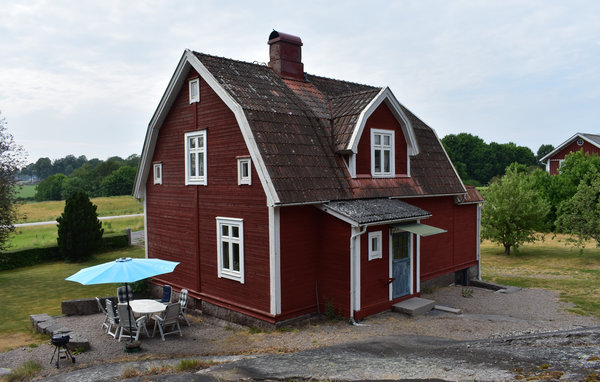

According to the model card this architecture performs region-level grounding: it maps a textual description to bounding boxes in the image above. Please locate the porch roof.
[322,198,431,226]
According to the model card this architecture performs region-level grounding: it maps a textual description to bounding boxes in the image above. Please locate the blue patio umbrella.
[66,257,179,345]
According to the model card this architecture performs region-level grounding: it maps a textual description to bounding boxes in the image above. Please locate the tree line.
[441,133,554,186]
[482,150,600,254]
[21,154,140,201]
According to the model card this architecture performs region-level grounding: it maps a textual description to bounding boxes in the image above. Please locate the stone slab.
[67,334,90,351]
[434,305,463,315]
[41,322,65,335]
[0,368,11,376]
[36,319,56,334]
[392,297,435,316]
[51,327,72,336]
[30,313,52,327]
[497,286,522,294]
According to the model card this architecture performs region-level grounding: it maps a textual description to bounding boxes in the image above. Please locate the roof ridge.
[192,51,270,69]
[307,73,378,90]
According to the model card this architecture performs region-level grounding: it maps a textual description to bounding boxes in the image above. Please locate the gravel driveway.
[1,285,598,380]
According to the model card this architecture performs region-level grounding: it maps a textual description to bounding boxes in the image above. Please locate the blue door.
[392,231,411,299]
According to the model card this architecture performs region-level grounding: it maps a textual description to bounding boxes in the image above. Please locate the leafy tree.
[34,173,67,201]
[536,144,554,163]
[60,177,88,200]
[481,163,550,255]
[100,166,136,196]
[0,111,26,251]
[33,157,52,179]
[57,191,104,262]
[555,171,600,250]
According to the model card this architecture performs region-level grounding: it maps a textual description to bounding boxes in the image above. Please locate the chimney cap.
[268,30,303,46]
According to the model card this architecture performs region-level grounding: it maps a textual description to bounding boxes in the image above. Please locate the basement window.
[368,231,382,260]
[216,217,244,283]
[189,78,200,103]
[153,163,162,185]
[238,158,251,185]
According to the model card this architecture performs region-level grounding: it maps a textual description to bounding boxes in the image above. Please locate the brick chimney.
[268,30,304,81]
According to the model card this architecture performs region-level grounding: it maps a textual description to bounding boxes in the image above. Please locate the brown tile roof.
[194,52,465,204]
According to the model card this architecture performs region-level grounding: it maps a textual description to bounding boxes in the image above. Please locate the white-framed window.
[153,163,162,185]
[577,138,584,146]
[238,158,251,185]
[189,78,200,103]
[185,131,207,185]
[371,129,395,177]
[216,217,244,283]
[368,231,383,260]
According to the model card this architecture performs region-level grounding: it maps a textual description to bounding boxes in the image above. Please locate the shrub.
[57,191,104,262]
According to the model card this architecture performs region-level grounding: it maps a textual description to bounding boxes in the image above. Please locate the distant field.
[16,184,36,199]
[16,195,143,223]
[7,216,144,250]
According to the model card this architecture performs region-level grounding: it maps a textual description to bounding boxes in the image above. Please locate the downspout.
[350,225,367,325]
[477,202,483,280]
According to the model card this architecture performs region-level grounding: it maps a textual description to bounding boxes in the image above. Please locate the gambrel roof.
[134,50,466,205]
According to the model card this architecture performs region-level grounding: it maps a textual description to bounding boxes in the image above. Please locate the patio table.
[129,299,167,316]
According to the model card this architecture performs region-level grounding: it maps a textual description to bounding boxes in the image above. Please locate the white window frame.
[153,163,162,185]
[368,231,382,260]
[216,217,244,283]
[189,78,200,103]
[371,129,395,177]
[184,131,207,185]
[238,158,251,185]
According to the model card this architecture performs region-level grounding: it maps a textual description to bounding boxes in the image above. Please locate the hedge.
[0,233,129,271]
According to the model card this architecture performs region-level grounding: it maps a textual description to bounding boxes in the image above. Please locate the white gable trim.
[539,133,600,164]
[133,50,280,206]
[347,87,419,156]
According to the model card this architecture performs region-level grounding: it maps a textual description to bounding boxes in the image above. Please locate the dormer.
[339,87,419,178]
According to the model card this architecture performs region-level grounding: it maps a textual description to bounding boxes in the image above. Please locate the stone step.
[392,297,435,316]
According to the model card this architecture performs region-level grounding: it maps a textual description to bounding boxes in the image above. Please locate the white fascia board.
[317,205,360,227]
[539,132,600,163]
[133,51,190,199]
[186,50,280,206]
[347,87,419,156]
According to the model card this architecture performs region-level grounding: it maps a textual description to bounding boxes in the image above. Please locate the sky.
[1,1,599,164]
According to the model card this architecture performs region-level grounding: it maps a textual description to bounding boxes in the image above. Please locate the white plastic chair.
[96,297,109,332]
[178,289,191,326]
[152,302,183,341]
[117,303,149,342]
[105,299,119,339]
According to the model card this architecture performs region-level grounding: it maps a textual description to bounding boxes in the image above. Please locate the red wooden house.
[133,31,483,325]
[540,133,600,175]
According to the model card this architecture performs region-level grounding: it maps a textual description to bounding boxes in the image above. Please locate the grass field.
[7,216,144,250]
[16,184,36,199]
[481,233,600,319]
[0,246,145,351]
[16,195,143,223]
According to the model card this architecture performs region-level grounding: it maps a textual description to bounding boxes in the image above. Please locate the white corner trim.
[347,87,419,159]
[269,206,281,315]
[143,198,148,259]
[186,51,280,206]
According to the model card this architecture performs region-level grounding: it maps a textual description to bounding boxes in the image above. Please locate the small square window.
[153,163,162,185]
[368,231,382,260]
[238,158,251,185]
[189,78,200,103]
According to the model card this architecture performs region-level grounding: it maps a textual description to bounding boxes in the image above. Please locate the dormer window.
[189,78,200,103]
[371,129,395,177]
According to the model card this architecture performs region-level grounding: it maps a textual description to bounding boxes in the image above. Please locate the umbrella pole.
[125,282,135,344]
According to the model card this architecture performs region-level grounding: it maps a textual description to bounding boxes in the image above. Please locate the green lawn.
[16,195,143,223]
[0,246,145,350]
[481,234,600,319]
[16,184,36,199]
[7,216,144,250]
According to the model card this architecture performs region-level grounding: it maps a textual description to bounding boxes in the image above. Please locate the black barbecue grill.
[50,334,75,368]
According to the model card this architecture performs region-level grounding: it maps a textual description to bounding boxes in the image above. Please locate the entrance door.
[391,231,411,298]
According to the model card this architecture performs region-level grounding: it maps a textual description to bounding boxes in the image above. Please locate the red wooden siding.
[316,211,351,317]
[357,225,390,318]
[279,206,320,319]
[548,140,600,175]
[356,102,408,176]
[146,69,271,319]
[406,196,478,281]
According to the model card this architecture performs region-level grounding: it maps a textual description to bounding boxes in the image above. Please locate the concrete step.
[392,297,435,316]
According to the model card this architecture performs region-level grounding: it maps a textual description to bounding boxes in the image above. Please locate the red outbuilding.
[539,133,600,175]
[133,31,484,325]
